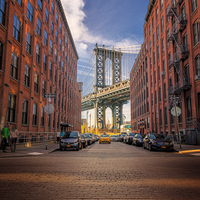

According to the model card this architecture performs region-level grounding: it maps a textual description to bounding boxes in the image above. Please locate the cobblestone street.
[0,142,200,200]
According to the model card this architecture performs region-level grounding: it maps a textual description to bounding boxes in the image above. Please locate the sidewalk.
[0,142,60,158]
[174,143,200,153]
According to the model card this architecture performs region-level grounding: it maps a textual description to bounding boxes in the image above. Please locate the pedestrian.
[10,125,18,152]
[1,124,10,153]
[57,131,60,144]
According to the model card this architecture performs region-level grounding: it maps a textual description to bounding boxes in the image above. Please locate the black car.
[119,134,127,142]
[80,134,88,148]
[125,132,136,144]
[60,131,82,151]
[132,134,143,146]
[84,134,93,145]
[143,133,174,151]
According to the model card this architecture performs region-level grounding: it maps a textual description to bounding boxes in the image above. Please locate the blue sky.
[61,0,150,125]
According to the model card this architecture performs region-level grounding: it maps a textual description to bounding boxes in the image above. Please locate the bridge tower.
[93,43,123,130]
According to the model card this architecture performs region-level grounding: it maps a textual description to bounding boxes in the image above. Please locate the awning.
[60,123,73,127]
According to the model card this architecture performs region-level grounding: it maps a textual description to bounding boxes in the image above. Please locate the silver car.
[111,135,119,142]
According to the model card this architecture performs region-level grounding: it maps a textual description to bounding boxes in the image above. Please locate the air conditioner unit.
[194,75,200,81]
[161,71,165,76]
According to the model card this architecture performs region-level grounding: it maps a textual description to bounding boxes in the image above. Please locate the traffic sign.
[44,103,54,114]
[44,94,56,98]
[171,106,181,117]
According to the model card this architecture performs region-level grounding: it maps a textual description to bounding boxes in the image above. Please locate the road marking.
[190,153,200,156]
[178,149,200,154]
[27,152,44,155]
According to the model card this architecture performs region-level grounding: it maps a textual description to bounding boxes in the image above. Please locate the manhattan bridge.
[78,43,141,130]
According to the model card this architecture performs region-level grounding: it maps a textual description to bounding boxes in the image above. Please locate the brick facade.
[130,0,200,141]
[0,0,81,133]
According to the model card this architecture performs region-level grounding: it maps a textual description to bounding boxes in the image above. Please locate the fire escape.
[167,0,191,96]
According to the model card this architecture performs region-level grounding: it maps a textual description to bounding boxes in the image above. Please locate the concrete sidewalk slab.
[0,142,60,158]
[174,143,200,153]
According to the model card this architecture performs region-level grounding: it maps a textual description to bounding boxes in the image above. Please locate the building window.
[161,16,164,32]
[0,41,3,70]
[187,96,192,120]
[55,68,57,82]
[41,107,44,126]
[193,20,199,46]
[158,66,160,80]
[60,22,62,33]
[24,64,30,87]
[38,0,42,10]
[50,61,52,77]
[153,34,155,46]
[36,44,40,64]
[44,30,48,46]
[162,38,164,52]
[163,59,165,72]
[164,83,166,98]
[57,114,59,129]
[58,94,60,107]
[65,67,67,76]
[13,14,20,42]
[160,109,162,125]
[54,48,57,61]
[150,40,152,52]
[152,16,154,28]
[63,46,64,56]
[51,20,54,34]
[165,107,168,125]
[32,103,37,125]
[50,40,53,54]
[185,64,190,83]
[195,55,200,75]
[160,0,163,11]
[10,52,18,79]
[181,4,186,20]
[166,5,169,23]
[42,80,45,97]
[54,90,56,104]
[153,52,155,65]
[43,53,46,71]
[51,2,54,14]
[36,17,41,36]
[65,52,67,62]
[157,46,160,60]
[26,31,31,54]
[55,30,58,42]
[34,73,39,93]
[22,99,28,124]
[0,0,6,26]
[63,31,65,40]
[157,25,159,40]
[159,87,161,101]
[154,71,156,84]
[53,113,55,128]
[151,93,153,106]
[155,91,157,104]
[7,93,16,122]
[156,7,158,20]
[59,38,61,50]
[56,13,58,24]
[59,56,61,67]
[45,7,49,24]
[149,24,151,35]
[62,62,64,72]
[66,38,68,46]
[59,74,61,87]
[191,0,197,13]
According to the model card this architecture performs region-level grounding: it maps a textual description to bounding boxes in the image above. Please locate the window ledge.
[21,124,28,127]
[13,37,21,47]
[10,76,19,83]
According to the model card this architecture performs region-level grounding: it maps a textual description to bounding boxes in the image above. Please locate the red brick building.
[0,0,81,135]
[130,0,200,144]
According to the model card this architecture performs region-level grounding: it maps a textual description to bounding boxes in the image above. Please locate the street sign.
[44,103,54,114]
[171,106,181,117]
[44,94,56,98]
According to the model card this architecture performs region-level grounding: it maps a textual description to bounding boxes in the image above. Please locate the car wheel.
[76,145,79,151]
[149,144,152,151]
[143,143,146,149]
[99,141,101,144]
[60,147,63,151]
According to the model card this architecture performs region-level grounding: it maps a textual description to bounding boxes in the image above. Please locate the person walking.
[10,125,18,152]
[1,124,10,153]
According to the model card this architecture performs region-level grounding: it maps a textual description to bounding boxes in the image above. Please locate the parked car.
[60,131,82,151]
[99,134,111,144]
[143,133,174,151]
[80,134,88,148]
[132,134,143,146]
[119,134,126,142]
[125,132,136,144]
[111,135,118,142]
[84,134,92,145]
[94,134,99,141]
[85,133,95,143]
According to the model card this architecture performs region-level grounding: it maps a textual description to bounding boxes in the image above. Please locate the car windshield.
[122,134,126,137]
[63,131,78,138]
[129,133,135,136]
[150,134,165,139]
[101,135,109,137]
[111,135,117,137]
[136,134,142,138]
[81,135,85,138]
